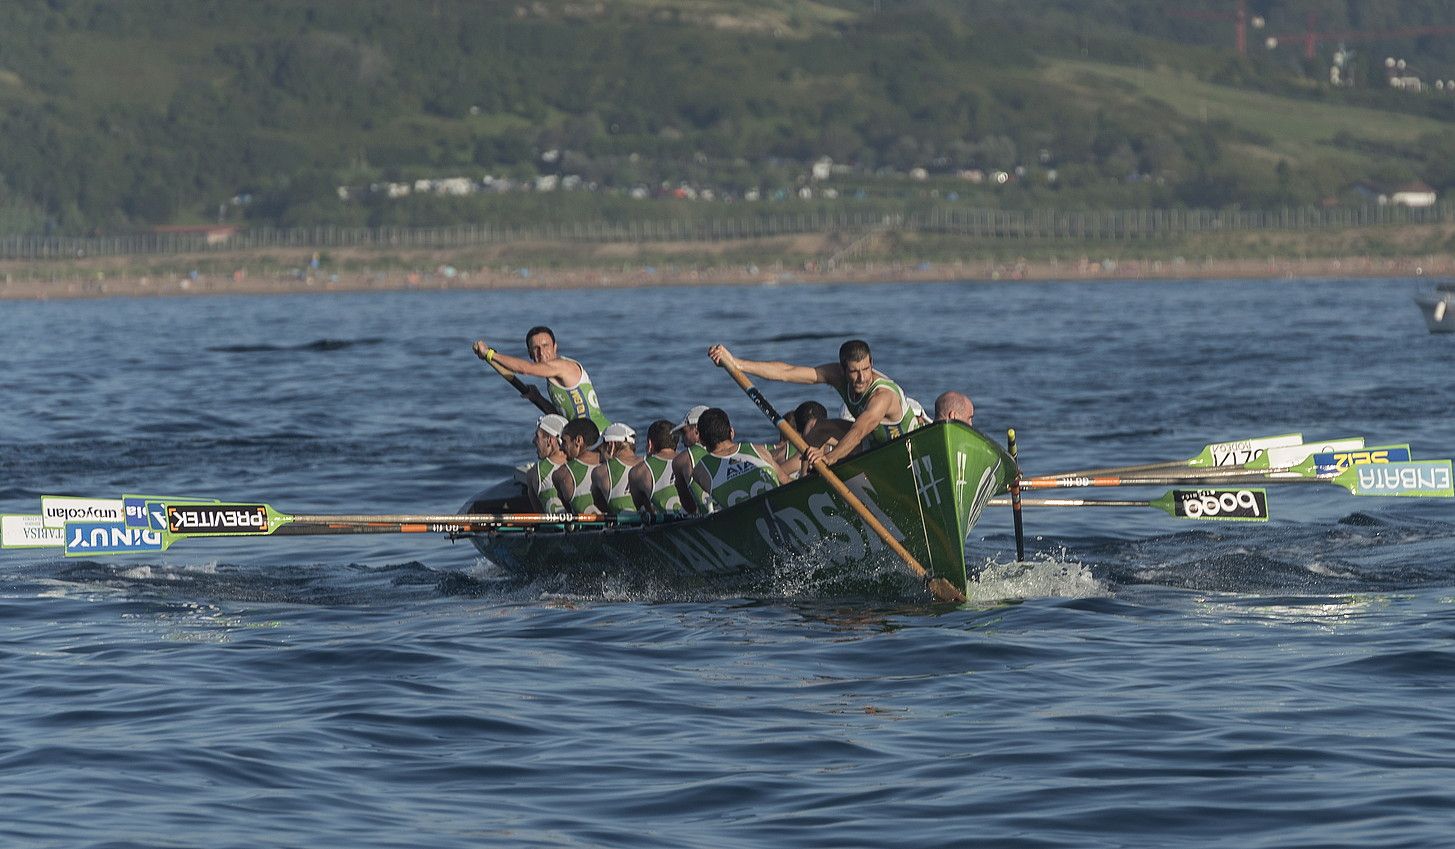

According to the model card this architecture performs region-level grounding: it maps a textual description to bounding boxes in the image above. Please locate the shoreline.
[2,254,1451,300]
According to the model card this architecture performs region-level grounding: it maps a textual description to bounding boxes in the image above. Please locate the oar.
[1020,471,1308,490]
[1020,458,1454,498]
[712,353,965,604]
[1007,428,1025,561]
[158,502,634,549]
[989,488,1270,521]
[1046,432,1307,478]
[472,341,556,416]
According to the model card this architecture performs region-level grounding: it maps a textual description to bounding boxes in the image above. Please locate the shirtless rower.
[773,400,849,477]
[708,339,918,468]
[473,326,610,429]
[591,422,642,515]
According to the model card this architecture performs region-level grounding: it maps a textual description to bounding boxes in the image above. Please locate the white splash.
[967,547,1108,602]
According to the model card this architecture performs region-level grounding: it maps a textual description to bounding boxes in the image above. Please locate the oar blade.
[1153,488,1270,521]
[161,502,285,548]
[1338,460,1455,497]
[1244,437,1365,471]
[1187,433,1303,469]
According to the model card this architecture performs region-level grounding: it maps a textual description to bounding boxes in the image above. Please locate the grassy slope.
[3,0,1452,233]
[1043,59,1447,167]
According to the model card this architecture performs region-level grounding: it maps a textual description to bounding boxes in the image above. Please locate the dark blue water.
[3,278,1454,848]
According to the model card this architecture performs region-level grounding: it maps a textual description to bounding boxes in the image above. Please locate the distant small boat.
[1414,282,1455,333]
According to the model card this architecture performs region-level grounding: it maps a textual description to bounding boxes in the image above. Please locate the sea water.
[3,277,1454,848]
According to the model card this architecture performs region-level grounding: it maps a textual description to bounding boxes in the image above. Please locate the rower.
[669,404,710,513]
[551,417,603,514]
[708,339,918,468]
[629,419,683,515]
[526,413,569,513]
[689,407,789,513]
[591,422,642,515]
[473,326,610,429]
[774,400,848,478]
[933,390,975,426]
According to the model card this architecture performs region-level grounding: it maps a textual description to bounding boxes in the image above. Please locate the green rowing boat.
[461,421,1017,597]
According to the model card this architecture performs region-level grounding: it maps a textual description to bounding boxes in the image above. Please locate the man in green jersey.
[629,420,682,516]
[551,417,603,514]
[689,407,790,513]
[591,422,642,515]
[669,404,710,514]
[473,326,610,429]
[525,413,569,513]
[708,339,918,468]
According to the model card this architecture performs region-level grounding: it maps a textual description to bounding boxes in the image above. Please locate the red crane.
[1264,18,1455,60]
[1169,0,1249,55]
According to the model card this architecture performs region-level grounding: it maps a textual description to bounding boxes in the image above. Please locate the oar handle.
[476,343,557,416]
[715,356,964,604]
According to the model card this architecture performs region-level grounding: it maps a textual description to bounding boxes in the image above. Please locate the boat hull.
[1415,288,1455,333]
[462,422,1015,598]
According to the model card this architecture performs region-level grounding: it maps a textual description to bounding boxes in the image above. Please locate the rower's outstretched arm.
[474,340,578,382]
[707,345,834,385]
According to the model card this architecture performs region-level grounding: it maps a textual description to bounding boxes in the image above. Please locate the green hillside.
[1,0,1454,233]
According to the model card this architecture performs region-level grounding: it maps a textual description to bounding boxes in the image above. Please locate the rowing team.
[473,326,976,517]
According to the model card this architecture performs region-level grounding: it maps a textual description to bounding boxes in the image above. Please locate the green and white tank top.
[603,457,637,514]
[696,445,779,511]
[643,455,681,513]
[561,457,597,513]
[531,457,565,513]
[835,374,918,448]
[546,357,610,430]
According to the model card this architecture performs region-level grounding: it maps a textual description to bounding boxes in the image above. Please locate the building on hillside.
[1391,181,1438,208]
[1350,180,1439,208]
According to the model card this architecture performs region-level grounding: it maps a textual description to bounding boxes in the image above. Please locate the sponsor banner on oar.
[1188,433,1303,468]
[122,494,219,529]
[1164,488,1269,520]
[1343,461,1454,497]
[1,515,65,548]
[1310,445,1411,476]
[166,503,273,535]
[41,496,124,528]
[63,522,164,556]
[1245,438,1365,471]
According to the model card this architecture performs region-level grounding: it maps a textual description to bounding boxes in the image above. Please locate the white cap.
[602,422,636,443]
[671,405,710,433]
[536,413,568,437]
